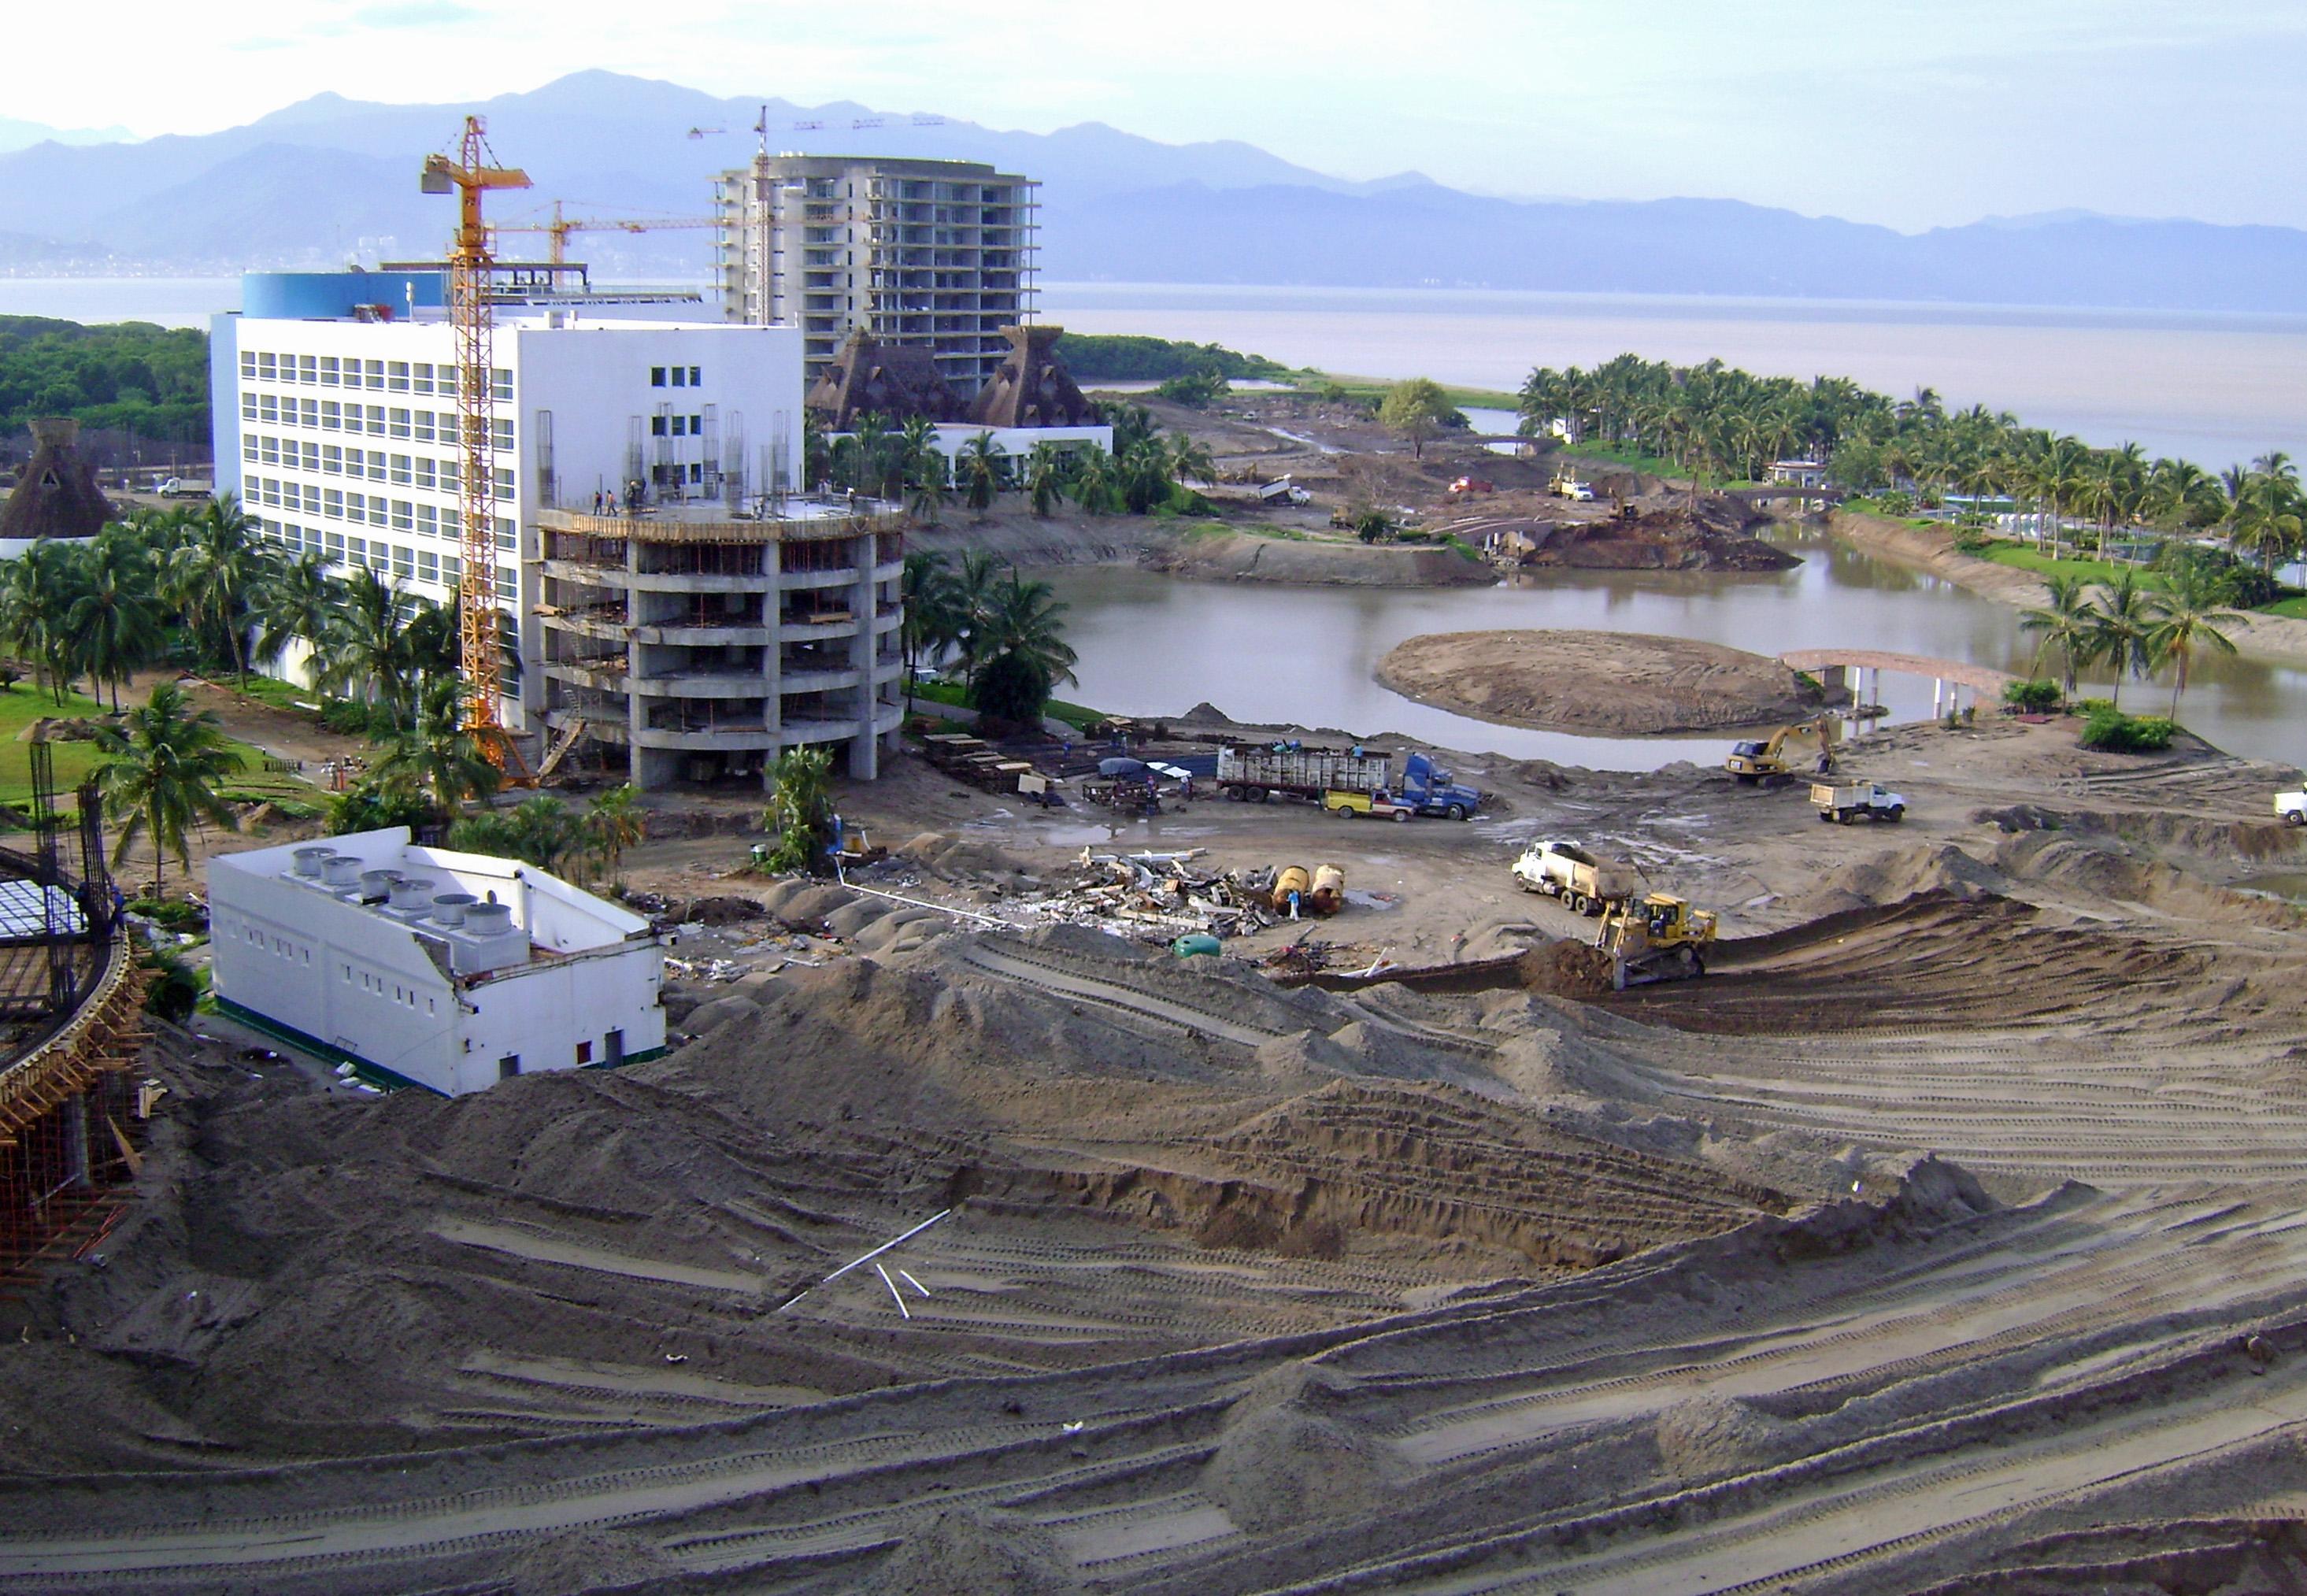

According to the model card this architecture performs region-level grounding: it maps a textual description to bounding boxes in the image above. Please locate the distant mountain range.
[2,71,2302,314]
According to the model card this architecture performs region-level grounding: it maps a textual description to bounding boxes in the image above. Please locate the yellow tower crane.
[495,200,720,266]
[420,116,531,774]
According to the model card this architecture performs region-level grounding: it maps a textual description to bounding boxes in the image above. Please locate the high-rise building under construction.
[713,154,1038,393]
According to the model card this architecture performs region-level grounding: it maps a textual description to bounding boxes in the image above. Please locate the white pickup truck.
[1513,839,1638,914]
[1812,782,1907,824]
[2279,787,2306,827]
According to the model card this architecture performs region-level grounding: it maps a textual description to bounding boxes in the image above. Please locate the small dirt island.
[1376,628,1825,736]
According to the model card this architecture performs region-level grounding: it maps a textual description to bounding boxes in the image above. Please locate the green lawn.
[1561,440,1684,478]
[1294,373,1523,413]
[0,683,300,811]
[1973,543,2152,588]
[906,676,1110,731]
[2261,596,2307,620]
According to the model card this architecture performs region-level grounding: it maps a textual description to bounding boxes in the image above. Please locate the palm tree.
[2144,565,2246,718]
[2019,575,2095,699]
[802,411,830,492]
[896,416,940,498]
[898,550,962,705]
[93,681,245,898]
[316,568,422,726]
[66,531,162,710]
[957,431,1006,515]
[0,539,82,704]
[1024,442,1068,517]
[2087,571,2157,712]
[950,550,1006,685]
[1069,443,1116,516]
[250,550,343,674]
[370,676,501,812]
[975,572,1079,691]
[1165,433,1216,490]
[166,494,264,685]
[580,783,646,885]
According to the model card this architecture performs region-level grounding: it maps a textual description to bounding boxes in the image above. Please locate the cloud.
[351,0,479,26]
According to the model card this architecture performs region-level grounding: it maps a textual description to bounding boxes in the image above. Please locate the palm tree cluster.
[811,405,1214,524]
[2020,568,2248,716]
[0,494,461,717]
[1518,355,2307,567]
[900,549,1079,727]
[446,784,644,886]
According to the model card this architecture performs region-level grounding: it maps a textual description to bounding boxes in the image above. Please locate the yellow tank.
[1309,863,1346,916]
[1272,865,1312,913]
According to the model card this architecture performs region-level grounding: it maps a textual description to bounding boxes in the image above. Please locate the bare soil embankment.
[1146,528,1496,587]
[1376,628,1823,735]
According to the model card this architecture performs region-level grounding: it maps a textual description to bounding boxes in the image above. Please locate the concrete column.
[1932,676,1945,720]
[846,528,879,780]
[761,534,783,790]
[624,531,646,788]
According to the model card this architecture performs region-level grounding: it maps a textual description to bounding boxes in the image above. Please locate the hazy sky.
[20,0,2307,231]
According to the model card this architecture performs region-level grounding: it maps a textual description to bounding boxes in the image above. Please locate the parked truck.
[2278,785,2306,826]
[1218,744,1391,804]
[1513,840,1639,914]
[1810,781,1907,824]
[1397,752,1482,820]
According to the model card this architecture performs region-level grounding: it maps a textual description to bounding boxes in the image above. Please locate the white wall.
[209,829,665,1096]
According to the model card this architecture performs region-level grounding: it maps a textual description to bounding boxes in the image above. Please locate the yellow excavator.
[1596,892,1717,987]
[1725,713,1842,787]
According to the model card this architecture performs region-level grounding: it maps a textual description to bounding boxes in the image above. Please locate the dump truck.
[1595,892,1717,987]
[1513,840,1639,914]
[1550,472,1595,502]
[1726,714,1842,787]
[1398,752,1482,820]
[1217,744,1391,803]
[1812,781,1907,824]
[2279,786,2306,826]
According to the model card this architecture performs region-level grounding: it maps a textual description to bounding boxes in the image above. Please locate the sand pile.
[1376,629,1821,735]
[1517,938,1616,998]
[856,1509,1082,1596]
[1795,842,2010,916]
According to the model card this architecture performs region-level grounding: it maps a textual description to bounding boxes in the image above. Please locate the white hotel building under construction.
[209,270,905,786]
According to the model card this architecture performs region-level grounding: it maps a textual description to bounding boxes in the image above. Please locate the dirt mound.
[1518,938,1616,998]
[1376,628,1820,735]
[856,1509,1083,1596]
[1653,1394,1800,1478]
[1796,842,2009,915]
[1909,1519,2307,1595]
[1202,1365,1399,1535]
[1502,499,1800,573]
[502,1528,680,1595]
[1994,831,2302,928]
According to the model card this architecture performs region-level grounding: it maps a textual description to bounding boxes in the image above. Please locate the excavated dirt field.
[4,720,2307,1593]
[1376,627,1825,735]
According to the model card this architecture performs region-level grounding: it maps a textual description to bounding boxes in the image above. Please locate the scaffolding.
[0,742,146,1282]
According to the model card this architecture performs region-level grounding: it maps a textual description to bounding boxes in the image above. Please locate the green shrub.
[1952,528,1997,554]
[2079,709,2175,753]
[2001,680,2062,712]
[1154,368,1229,407]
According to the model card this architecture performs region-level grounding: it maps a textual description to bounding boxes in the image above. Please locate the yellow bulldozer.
[1596,892,1717,987]
[1725,713,1842,787]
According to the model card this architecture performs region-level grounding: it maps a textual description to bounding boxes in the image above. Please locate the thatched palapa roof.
[804,331,966,428]
[0,418,113,544]
[966,326,1102,430]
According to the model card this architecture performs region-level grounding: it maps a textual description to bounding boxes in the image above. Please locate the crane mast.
[420,117,530,759]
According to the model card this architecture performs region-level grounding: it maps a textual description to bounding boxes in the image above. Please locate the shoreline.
[1828,509,2307,672]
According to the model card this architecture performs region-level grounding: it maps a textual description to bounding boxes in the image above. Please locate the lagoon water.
[12,275,2307,769]
[1045,523,2307,772]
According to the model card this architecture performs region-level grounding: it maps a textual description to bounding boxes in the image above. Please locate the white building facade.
[208,828,667,1097]
[209,272,807,735]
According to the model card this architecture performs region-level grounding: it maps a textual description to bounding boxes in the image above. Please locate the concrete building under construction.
[535,498,907,787]
[713,154,1038,392]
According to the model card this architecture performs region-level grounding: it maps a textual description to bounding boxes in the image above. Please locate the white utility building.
[209,269,808,736]
[207,828,666,1097]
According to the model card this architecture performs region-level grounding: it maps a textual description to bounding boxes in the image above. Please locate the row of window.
[651,413,707,437]
[245,475,517,525]
[254,520,518,601]
[650,365,704,387]
[239,923,313,967]
[242,351,511,400]
[346,962,441,1016]
[242,392,513,449]
[243,435,461,491]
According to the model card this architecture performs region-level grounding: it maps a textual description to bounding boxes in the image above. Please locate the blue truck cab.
[1400,753,1482,820]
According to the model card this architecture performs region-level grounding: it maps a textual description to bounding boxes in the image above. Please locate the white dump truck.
[1811,781,1907,824]
[1512,839,1639,914]
[2279,786,2306,826]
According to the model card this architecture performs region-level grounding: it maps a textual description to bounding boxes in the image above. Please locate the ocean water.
[1044,283,2307,473]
